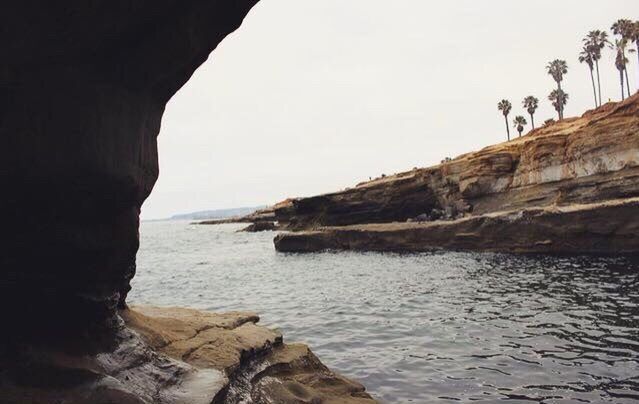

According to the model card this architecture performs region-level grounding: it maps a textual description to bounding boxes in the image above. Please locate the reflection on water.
[131,221,639,403]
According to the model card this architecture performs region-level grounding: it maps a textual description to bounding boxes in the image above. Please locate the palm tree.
[615,39,629,100]
[584,30,609,106]
[546,59,568,118]
[513,116,527,137]
[612,19,633,96]
[579,46,598,107]
[633,21,639,87]
[548,89,569,120]
[523,96,539,129]
[497,100,512,141]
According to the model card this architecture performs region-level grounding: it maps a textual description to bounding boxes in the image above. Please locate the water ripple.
[131,221,639,403]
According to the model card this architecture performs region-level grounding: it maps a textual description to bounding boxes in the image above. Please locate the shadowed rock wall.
[0,0,259,340]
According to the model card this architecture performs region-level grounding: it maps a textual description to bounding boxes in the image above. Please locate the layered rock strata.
[123,306,376,404]
[1,306,375,404]
[275,197,639,254]
[275,95,639,254]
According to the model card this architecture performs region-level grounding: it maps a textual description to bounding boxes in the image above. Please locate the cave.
[0,1,280,402]
[1,0,260,338]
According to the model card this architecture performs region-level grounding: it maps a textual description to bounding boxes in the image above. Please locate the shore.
[123,306,376,404]
[3,305,376,404]
[275,197,639,254]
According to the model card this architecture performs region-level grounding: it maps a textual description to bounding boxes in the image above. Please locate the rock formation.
[275,94,639,254]
[2,306,375,403]
[122,307,375,404]
[275,197,639,254]
[0,2,375,403]
[1,0,260,339]
[239,221,278,232]
[197,201,285,225]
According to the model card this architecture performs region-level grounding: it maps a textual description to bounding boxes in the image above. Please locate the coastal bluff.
[274,94,639,254]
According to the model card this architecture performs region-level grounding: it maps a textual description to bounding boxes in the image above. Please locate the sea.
[130,220,639,403]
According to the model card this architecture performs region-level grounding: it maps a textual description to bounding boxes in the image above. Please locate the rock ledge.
[1,306,376,404]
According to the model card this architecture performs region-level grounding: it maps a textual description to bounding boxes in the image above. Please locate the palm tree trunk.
[504,115,510,141]
[620,69,626,100]
[557,82,564,119]
[637,42,639,92]
[625,68,631,97]
[595,60,602,106]
[530,113,535,130]
[589,67,597,107]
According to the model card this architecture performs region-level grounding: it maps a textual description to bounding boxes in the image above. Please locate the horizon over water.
[130,221,639,403]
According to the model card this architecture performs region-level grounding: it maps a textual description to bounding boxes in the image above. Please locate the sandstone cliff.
[275,94,639,254]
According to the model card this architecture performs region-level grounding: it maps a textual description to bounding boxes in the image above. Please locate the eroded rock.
[124,306,377,404]
[271,95,639,235]
[274,95,639,254]
[1,306,376,403]
[240,221,278,232]
[274,197,639,254]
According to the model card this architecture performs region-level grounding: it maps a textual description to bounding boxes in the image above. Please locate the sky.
[141,0,639,219]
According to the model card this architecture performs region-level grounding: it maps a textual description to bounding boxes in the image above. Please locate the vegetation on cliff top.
[497,18,638,141]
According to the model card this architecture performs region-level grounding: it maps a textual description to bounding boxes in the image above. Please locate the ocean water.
[130,220,639,403]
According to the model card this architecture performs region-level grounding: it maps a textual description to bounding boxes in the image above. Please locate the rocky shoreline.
[196,201,289,231]
[124,307,376,404]
[275,197,639,254]
[271,94,639,254]
[2,306,376,404]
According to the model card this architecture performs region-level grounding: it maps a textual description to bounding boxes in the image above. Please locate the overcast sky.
[142,0,639,219]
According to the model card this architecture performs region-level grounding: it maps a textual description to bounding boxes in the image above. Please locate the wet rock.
[429,209,445,221]
[2,306,377,403]
[0,318,223,404]
[274,197,639,254]
[240,221,278,232]
[124,306,377,404]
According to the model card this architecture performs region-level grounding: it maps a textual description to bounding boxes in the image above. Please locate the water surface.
[130,221,639,403]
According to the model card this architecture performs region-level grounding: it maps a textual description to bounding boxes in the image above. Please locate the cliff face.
[1,5,377,404]
[275,94,639,254]
[1,1,258,338]
[275,198,639,254]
